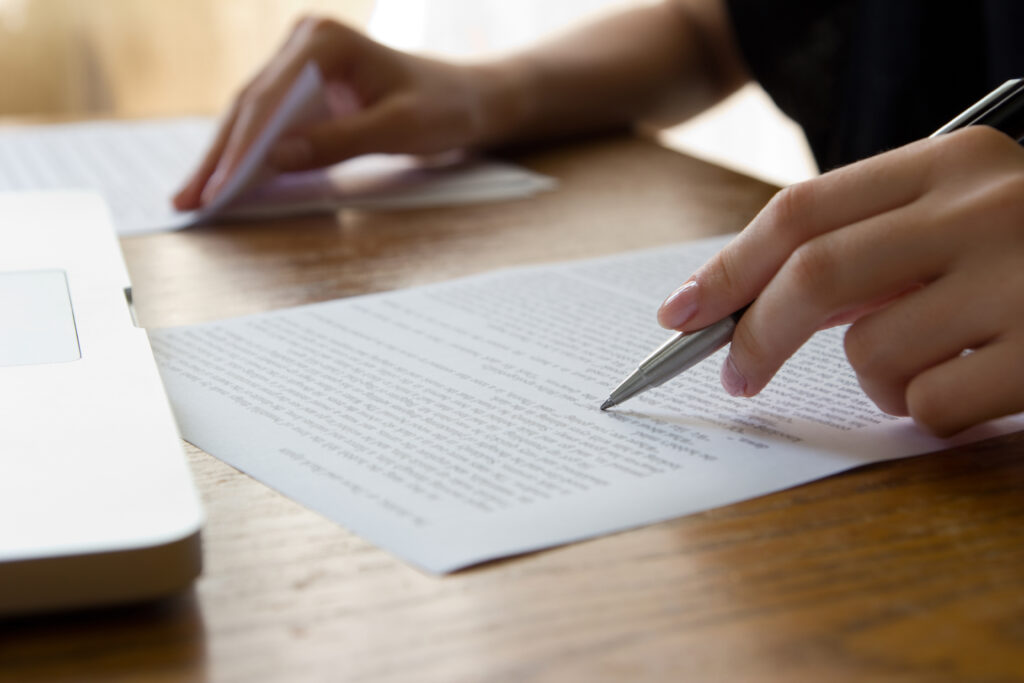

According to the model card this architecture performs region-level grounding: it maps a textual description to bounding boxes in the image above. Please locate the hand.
[657,126,1024,436]
[173,17,504,210]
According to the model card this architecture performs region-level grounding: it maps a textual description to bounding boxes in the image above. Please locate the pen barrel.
[607,317,739,408]
[982,104,1024,143]
[638,317,738,388]
[930,78,1024,143]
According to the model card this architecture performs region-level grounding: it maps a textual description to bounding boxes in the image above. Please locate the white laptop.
[0,191,202,615]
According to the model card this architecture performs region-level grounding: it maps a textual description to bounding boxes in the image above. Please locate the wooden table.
[3,135,1023,682]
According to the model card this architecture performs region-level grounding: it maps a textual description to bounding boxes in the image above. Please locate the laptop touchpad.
[0,270,81,366]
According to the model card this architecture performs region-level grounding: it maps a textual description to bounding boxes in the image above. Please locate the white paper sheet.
[0,117,210,235]
[0,64,554,236]
[148,234,1024,573]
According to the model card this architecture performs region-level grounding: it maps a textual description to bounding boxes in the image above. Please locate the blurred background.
[0,0,816,185]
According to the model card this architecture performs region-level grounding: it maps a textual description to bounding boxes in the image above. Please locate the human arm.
[173,0,748,209]
[657,126,1024,436]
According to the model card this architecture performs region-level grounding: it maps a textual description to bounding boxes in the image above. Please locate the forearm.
[467,0,748,148]
[177,2,749,206]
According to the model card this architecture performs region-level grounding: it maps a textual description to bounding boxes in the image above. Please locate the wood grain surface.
[1,135,1022,683]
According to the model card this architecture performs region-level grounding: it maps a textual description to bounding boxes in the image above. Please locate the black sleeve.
[725,0,856,170]
[724,0,1021,171]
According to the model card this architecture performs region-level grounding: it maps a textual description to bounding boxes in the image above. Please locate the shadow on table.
[0,588,206,682]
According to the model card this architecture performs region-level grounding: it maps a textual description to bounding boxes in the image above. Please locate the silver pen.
[601,77,1024,412]
[600,305,748,411]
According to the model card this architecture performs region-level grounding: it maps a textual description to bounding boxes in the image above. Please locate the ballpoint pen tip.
[600,399,615,411]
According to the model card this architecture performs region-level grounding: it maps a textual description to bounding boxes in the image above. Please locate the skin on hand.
[173,17,502,210]
[658,126,1024,437]
[174,0,746,211]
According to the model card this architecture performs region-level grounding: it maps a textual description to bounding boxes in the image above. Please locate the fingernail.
[721,354,747,397]
[268,138,313,169]
[658,279,699,329]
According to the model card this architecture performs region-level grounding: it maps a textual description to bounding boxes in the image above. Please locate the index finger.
[657,137,934,333]
[199,60,317,206]
[172,99,243,210]
[196,18,335,206]
[173,22,315,210]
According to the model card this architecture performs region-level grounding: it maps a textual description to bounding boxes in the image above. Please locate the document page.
[0,118,210,235]
[0,63,553,236]
[149,234,1024,573]
[0,118,554,236]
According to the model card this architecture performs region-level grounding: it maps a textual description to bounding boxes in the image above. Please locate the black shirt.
[726,0,1024,171]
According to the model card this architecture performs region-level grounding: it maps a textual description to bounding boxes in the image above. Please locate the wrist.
[463,58,536,149]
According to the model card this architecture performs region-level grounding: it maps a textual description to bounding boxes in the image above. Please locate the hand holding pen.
[606,80,1024,437]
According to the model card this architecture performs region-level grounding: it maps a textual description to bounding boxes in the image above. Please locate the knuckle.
[712,249,743,296]
[764,181,816,240]
[843,322,883,376]
[1002,169,1024,197]
[932,126,1015,173]
[983,171,1024,220]
[954,124,1012,153]
[926,160,1024,240]
[905,378,958,437]
[784,239,838,295]
[294,15,350,56]
[295,14,340,37]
